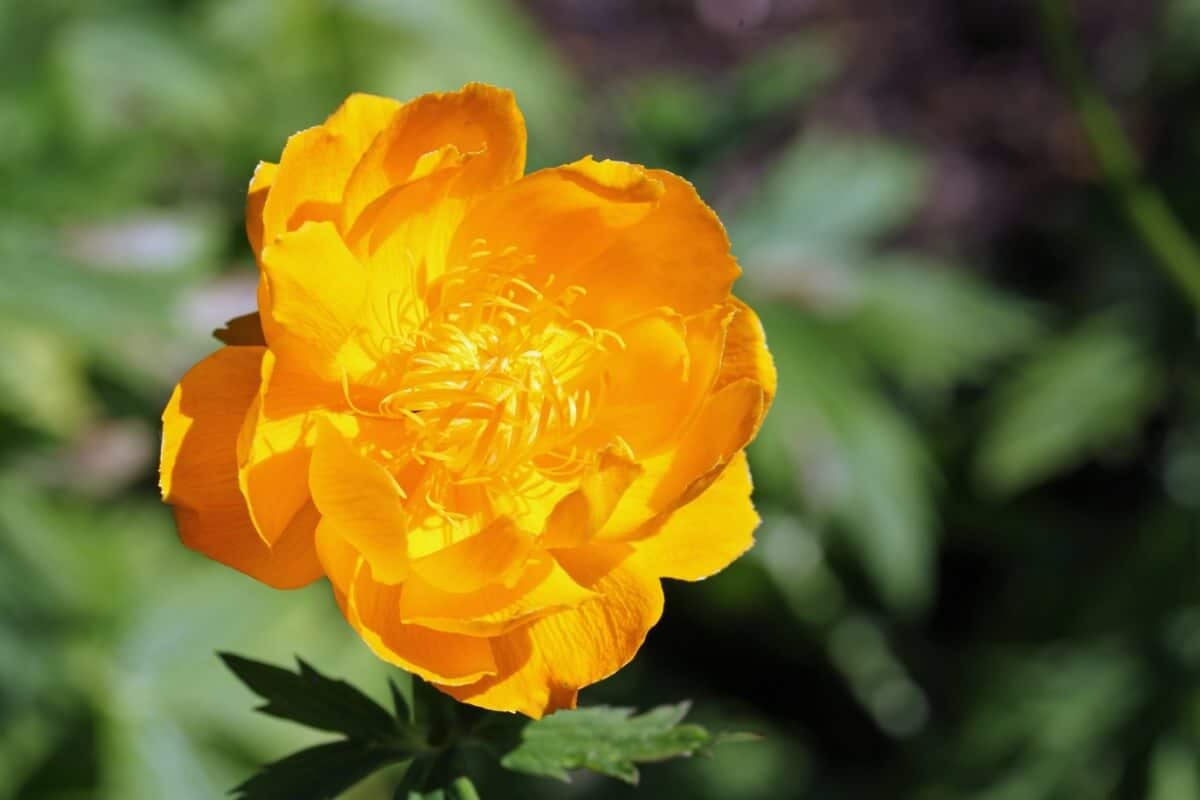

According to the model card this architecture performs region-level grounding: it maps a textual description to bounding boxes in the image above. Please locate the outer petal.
[594,296,772,539]
[246,160,278,260]
[160,346,321,588]
[585,304,732,460]
[440,546,664,717]
[567,169,742,324]
[449,160,737,328]
[446,157,663,295]
[315,526,498,686]
[629,451,759,581]
[585,309,690,458]
[408,518,534,593]
[340,83,526,230]
[236,349,355,545]
[716,298,777,408]
[260,93,402,250]
[309,422,410,584]
[346,154,468,264]
[399,553,595,637]
[598,378,765,539]
[259,221,370,380]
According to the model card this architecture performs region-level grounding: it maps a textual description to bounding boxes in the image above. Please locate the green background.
[2,0,1199,797]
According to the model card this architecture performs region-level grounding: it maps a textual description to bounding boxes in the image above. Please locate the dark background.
[2,0,1199,797]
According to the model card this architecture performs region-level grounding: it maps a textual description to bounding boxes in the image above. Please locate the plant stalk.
[1038,0,1200,312]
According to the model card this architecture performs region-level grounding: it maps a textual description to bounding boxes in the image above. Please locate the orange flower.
[160,84,775,717]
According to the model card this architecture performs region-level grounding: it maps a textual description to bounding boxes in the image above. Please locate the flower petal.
[400,553,595,637]
[236,349,355,545]
[586,305,732,460]
[447,156,663,293]
[260,93,402,250]
[564,168,741,325]
[314,523,498,685]
[586,309,690,458]
[260,221,370,380]
[541,446,643,549]
[309,421,410,584]
[630,451,759,581]
[315,517,358,597]
[599,378,766,539]
[245,160,277,260]
[440,547,663,717]
[160,346,321,588]
[646,376,765,509]
[346,152,468,260]
[408,517,534,593]
[716,298,777,408]
[340,83,526,230]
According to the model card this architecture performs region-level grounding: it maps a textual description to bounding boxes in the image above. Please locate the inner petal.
[331,244,625,562]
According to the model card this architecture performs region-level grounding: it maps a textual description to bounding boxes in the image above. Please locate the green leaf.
[1160,0,1200,80]
[500,703,713,785]
[230,740,404,800]
[391,748,468,800]
[752,305,938,614]
[847,254,1045,400]
[621,74,728,166]
[410,676,456,747]
[732,34,842,121]
[220,653,399,743]
[398,772,481,800]
[975,314,1164,495]
[733,134,927,263]
[0,323,95,438]
[833,408,938,614]
[52,17,234,147]
[1149,736,1200,800]
[0,219,205,387]
[389,677,414,725]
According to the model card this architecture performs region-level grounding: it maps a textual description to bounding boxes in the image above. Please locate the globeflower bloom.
[160,84,774,717]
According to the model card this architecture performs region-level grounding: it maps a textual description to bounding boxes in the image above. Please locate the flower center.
[345,244,624,527]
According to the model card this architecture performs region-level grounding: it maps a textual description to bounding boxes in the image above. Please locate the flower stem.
[1038,0,1200,312]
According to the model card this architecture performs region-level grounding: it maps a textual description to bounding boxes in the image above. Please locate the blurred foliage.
[2,0,1200,798]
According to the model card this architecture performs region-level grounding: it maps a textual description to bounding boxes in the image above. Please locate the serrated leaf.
[500,703,712,785]
[220,653,399,742]
[975,315,1164,495]
[230,740,404,800]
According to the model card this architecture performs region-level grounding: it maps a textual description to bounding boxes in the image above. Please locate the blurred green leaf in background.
[3,0,1200,798]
